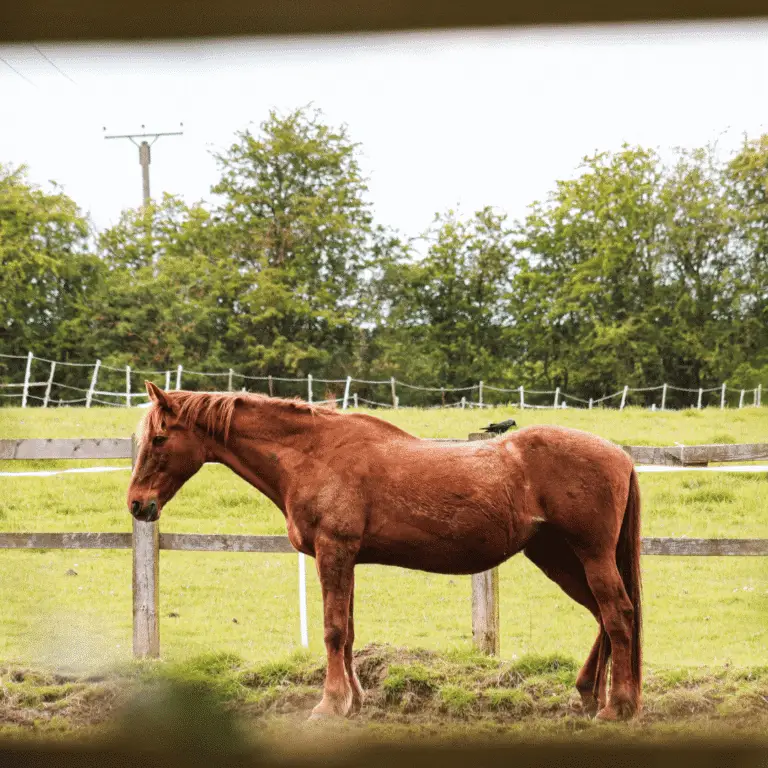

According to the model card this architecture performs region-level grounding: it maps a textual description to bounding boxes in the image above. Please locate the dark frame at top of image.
[3,0,768,44]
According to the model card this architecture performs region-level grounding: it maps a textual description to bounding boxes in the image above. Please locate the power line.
[30,43,77,84]
[0,54,37,87]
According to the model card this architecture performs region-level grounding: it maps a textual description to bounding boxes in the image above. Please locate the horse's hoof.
[595,703,636,722]
[307,711,334,721]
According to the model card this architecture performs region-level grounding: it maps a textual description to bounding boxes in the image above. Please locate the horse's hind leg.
[345,573,364,715]
[524,528,607,715]
[576,554,637,721]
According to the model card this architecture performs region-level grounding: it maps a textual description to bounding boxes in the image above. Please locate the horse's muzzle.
[131,499,159,523]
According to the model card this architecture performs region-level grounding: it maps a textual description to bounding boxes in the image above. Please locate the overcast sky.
[2,20,768,239]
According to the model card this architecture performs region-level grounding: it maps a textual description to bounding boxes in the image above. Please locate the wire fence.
[0,352,764,411]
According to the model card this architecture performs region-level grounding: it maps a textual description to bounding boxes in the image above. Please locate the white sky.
[2,20,768,239]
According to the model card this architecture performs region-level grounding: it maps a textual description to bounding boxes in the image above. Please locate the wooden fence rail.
[1,433,767,657]
[3,437,768,465]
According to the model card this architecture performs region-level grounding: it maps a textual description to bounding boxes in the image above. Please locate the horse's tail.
[593,467,643,704]
[617,468,643,693]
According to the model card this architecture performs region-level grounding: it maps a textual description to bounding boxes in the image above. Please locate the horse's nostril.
[147,500,157,515]
[131,500,141,517]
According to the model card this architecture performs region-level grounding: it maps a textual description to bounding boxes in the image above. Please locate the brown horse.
[128,382,642,721]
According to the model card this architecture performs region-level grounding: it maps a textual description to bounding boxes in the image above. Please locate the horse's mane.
[142,390,336,445]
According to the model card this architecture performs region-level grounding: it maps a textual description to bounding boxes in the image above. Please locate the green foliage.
[0,165,100,378]
[2,112,768,399]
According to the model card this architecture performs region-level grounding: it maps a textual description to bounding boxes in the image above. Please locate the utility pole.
[104,124,183,208]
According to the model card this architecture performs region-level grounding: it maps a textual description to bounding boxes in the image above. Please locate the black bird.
[481,418,517,435]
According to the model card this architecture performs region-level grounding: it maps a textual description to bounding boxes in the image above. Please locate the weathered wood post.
[307,374,313,404]
[131,434,160,658]
[391,377,397,408]
[468,431,499,655]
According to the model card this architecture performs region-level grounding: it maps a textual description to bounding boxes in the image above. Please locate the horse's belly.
[357,517,521,575]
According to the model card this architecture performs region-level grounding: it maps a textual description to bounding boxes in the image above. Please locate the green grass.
[1,645,766,744]
[0,406,766,675]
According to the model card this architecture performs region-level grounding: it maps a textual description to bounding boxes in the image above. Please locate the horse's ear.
[145,381,172,411]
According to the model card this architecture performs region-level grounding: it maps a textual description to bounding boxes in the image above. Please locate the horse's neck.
[208,403,317,510]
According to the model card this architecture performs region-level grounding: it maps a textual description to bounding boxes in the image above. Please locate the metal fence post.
[131,434,160,658]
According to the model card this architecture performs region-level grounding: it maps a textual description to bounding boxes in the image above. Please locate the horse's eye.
[152,435,168,447]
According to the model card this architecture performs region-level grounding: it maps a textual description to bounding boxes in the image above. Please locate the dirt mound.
[1,647,766,741]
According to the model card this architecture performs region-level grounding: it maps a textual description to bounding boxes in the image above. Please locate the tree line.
[1,106,766,405]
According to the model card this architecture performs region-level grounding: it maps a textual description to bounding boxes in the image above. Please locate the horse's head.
[127,381,207,522]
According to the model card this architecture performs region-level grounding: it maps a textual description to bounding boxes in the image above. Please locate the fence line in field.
[1,434,767,658]
[1,352,764,411]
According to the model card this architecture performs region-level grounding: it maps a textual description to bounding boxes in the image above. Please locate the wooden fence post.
[468,431,499,655]
[519,385,524,409]
[342,376,351,409]
[131,434,160,658]
[175,365,183,391]
[661,383,667,411]
[125,366,132,408]
[228,369,234,392]
[268,375,274,397]
[720,383,726,410]
[478,381,483,407]
[553,387,560,408]
[165,370,171,390]
[21,351,33,408]
[697,388,703,410]
[307,374,313,404]
[391,377,397,408]
[472,568,500,656]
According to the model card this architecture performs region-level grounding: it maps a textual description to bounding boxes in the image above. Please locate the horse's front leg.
[309,535,358,720]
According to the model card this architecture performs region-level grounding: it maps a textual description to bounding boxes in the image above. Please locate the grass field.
[0,404,766,739]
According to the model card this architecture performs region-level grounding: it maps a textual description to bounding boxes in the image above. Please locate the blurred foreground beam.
[3,0,768,44]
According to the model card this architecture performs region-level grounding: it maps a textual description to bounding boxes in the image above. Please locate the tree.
[512,146,667,397]
[210,106,375,376]
[370,208,518,399]
[0,165,100,382]
[723,135,768,387]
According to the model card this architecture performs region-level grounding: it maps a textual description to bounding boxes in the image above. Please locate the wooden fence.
[1,435,767,658]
